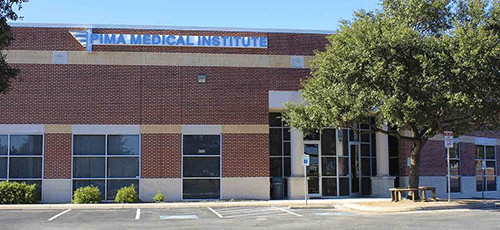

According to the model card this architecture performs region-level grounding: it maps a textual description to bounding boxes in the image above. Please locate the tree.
[283,0,500,198]
[0,0,28,94]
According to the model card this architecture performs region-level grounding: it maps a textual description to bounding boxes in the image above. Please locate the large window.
[0,135,43,200]
[476,145,496,192]
[73,135,140,200]
[447,143,461,193]
[269,113,291,199]
[182,135,221,199]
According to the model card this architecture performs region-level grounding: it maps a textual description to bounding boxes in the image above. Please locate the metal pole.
[447,147,451,202]
[304,165,308,206]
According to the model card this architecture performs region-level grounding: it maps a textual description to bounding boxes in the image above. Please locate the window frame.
[269,112,292,199]
[475,144,496,192]
[0,134,44,201]
[447,142,461,194]
[71,134,141,201]
[181,134,221,200]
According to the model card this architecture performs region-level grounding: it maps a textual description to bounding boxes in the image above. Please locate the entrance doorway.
[304,141,320,197]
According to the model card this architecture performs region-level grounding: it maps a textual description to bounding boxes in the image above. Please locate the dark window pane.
[12,180,41,201]
[74,135,105,155]
[0,157,6,178]
[304,144,318,156]
[389,158,399,176]
[73,157,105,178]
[10,135,43,155]
[450,160,460,175]
[476,160,483,175]
[476,177,484,191]
[183,179,220,199]
[487,176,496,191]
[361,144,370,156]
[322,178,337,196]
[9,157,42,178]
[283,142,290,156]
[339,178,349,196]
[308,177,319,194]
[360,133,370,142]
[338,157,349,176]
[183,135,220,155]
[0,135,7,155]
[486,161,495,176]
[321,129,336,156]
[388,136,399,157]
[183,157,220,177]
[107,135,139,155]
[321,157,336,176]
[307,155,319,177]
[486,146,495,159]
[371,133,376,157]
[269,129,282,156]
[361,177,372,195]
[341,129,348,156]
[304,132,319,141]
[107,179,139,200]
[361,158,371,176]
[73,180,105,200]
[372,158,377,176]
[270,158,282,177]
[360,124,370,130]
[269,113,281,127]
[449,144,460,159]
[283,128,290,141]
[108,157,139,178]
[450,177,460,193]
[476,145,484,159]
[283,157,291,177]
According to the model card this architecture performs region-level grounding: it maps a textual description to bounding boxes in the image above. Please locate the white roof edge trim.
[9,22,334,35]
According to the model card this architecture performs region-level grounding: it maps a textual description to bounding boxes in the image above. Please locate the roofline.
[9,22,334,35]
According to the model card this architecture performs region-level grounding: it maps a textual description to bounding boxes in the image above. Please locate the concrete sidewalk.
[0,198,498,212]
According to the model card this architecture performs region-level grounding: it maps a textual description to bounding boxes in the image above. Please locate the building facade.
[0,23,499,203]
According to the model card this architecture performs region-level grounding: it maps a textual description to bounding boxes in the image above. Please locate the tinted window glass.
[183,135,220,155]
[283,157,291,177]
[270,158,282,177]
[360,133,370,142]
[361,177,372,195]
[339,178,350,196]
[486,146,495,159]
[338,157,349,176]
[486,161,495,176]
[73,180,105,200]
[9,157,42,178]
[269,113,282,127]
[321,157,336,176]
[283,142,290,156]
[283,128,290,141]
[107,135,139,155]
[361,158,371,176]
[449,144,460,158]
[487,176,496,191]
[10,135,42,155]
[74,135,105,155]
[73,157,105,178]
[322,178,337,196]
[183,157,220,177]
[450,160,460,175]
[183,179,220,199]
[450,177,460,193]
[108,157,139,178]
[361,144,370,156]
[269,129,282,156]
[321,129,336,156]
[0,135,7,155]
[0,157,6,178]
[107,179,139,200]
[476,145,484,159]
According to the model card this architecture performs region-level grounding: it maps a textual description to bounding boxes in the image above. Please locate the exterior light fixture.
[197,74,206,83]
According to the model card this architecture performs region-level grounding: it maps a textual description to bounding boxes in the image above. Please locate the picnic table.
[390,186,436,202]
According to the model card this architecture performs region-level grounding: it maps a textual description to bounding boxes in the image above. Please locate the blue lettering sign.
[166,35,176,45]
[131,34,142,44]
[152,35,161,45]
[143,34,151,45]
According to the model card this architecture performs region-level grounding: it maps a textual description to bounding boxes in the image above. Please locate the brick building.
[0,23,498,203]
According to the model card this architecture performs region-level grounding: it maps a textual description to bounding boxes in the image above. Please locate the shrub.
[153,190,165,203]
[0,181,37,204]
[72,185,101,204]
[115,184,138,203]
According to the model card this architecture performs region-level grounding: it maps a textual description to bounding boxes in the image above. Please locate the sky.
[13,0,381,31]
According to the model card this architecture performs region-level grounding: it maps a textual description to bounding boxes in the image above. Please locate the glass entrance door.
[304,142,320,197]
[350,143,360,195]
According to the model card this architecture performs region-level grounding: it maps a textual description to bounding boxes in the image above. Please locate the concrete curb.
[340,202,498,213]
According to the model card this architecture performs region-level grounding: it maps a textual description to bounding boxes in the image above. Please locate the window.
[182,135,220,199]
[72,135,140,200]
[269,113,291,198]
[0,135,43,201]
[447,143,460,193]
[475,145,496,192]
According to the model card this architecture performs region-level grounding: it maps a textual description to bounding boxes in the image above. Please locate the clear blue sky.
[15,0,380,31]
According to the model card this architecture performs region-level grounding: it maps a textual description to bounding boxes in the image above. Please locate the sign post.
[444,131,454,202]
[302,154,310,206]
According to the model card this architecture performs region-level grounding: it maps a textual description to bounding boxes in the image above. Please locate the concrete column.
[288,129,306,199]
[372,123,395,197]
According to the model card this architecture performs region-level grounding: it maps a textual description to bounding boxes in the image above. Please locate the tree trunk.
[407,138,426,200]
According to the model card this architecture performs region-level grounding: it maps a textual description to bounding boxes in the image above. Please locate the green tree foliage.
[0,0,27,93]
[284,0,500,195]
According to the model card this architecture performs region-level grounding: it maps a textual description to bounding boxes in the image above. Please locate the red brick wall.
[222,134,269,177]
[43,134,71,179]
[398,139,447,176]
[460,142,476,176]
[10,27,329,55]
[141,134,181,178]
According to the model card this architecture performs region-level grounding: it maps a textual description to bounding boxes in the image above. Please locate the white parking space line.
[48,209,71,221]
[273,207,303,217]
[207,207,223,218]
[223,210,288,218]
[135,209,141,220]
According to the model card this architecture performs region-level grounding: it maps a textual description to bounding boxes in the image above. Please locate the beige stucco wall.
[221,177,270,200]
[42,179,72,203]
[139,178,182,202]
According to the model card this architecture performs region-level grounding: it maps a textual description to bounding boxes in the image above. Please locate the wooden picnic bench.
[390,186,436,202]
